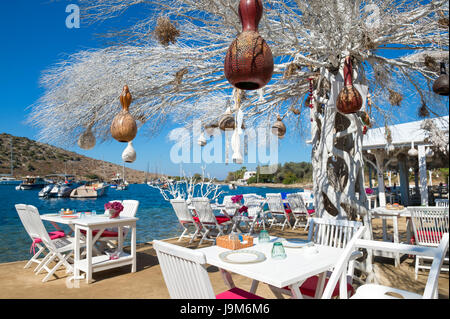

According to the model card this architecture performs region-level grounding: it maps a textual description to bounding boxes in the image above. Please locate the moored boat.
[16,176,48,190]
[70,182,109,198]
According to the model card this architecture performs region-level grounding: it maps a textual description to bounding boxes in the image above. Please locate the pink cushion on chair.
[216,287,264,299]
[284,209,292,214]
[283,276,354,298]
[416,231,443,240]
[307,209,315,215]
[192,216,231,224]
[80,229,124,237]
[32,231,66,244]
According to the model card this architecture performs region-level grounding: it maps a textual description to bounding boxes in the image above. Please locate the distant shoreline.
[224,182,313,190]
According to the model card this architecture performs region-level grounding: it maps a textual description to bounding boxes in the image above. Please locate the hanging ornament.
[432,61,449,96]
[77,124,96,150]
[408,142,418,157]
[307,78,314,109]
[198,132,207,147]
[425,147,434,158]
[336,57,363,114]
[122,141,136,163]
[362,125,368,135]
[358,111,372,127]
[224,0,274,90]
[271,115,286,139]
[204,123,219,137]
[111,85,138,142]
[231,109,244,164]
[219,109,236,131]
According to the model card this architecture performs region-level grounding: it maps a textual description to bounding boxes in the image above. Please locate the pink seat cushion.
[416,231,443,240]
[193,216,230,224]
[284,209,292,214]
[307,209,315,215]
[283,276,354,298]
[80,229,124,237]
[216,287,264,299]
[33,231,66,244]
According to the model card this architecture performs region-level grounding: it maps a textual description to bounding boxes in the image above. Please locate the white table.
[41,214,138,284]
[369,207,412,267]
[197,238,343,299]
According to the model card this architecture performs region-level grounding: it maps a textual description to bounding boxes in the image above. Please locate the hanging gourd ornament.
[122,141,137,163]
[432,62,449,96]
[362,125,368,135]
[224,0,274,90]
[77,124,96,150]
[111,85,137,142]
[271,115,286,139]
[307,78,314,108]
[336,57,363,114]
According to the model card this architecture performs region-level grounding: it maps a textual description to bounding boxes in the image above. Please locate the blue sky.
[0,1,447,180]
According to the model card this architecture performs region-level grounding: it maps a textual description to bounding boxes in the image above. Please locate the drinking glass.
[258,230,270,244]
[92,210,97,216]
[271,242,287,260]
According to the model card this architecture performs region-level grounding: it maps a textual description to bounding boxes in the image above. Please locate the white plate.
[281,239,314,248]
[219,250,266,264]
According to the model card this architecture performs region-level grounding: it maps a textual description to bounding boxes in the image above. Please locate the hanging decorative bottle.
[336,57,363,114]
[111,85,138,142]
[432,62,449,96]
[122,141,136,163]
[77,124,96,150]
[224,0,274,90]
[271,115,286,139]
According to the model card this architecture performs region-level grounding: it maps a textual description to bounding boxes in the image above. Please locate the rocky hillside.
[0,133,152,183]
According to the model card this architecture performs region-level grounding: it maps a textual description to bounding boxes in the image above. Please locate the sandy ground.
[0,217,448,299]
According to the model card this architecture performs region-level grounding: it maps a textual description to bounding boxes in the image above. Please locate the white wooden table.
[369,207,412,266]
[197,237,344,299]
[73,215,138,283]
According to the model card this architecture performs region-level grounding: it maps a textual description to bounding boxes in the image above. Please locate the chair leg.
[178,227,189,242]
[415,256,419,280]
[42,253,69,283]
[35,252,55,274]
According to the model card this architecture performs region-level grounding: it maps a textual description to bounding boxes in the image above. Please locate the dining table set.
[40,209,138,284]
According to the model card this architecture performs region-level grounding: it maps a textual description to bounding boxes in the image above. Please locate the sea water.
[0,183,303,263]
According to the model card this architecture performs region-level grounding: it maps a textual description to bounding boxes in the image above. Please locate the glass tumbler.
[271,242,287,260]
[258,230,270,244]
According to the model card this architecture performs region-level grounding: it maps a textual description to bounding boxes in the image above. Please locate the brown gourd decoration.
[271,115,286,139]
[432,62,449,96]
[224,0,274,90]
[336,57,363,114]
[110,85,137,142]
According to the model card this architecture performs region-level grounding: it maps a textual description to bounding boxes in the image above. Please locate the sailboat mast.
[10,137,13,176]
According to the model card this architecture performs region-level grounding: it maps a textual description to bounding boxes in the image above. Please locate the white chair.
[170,198,201,243]
[409,206,449,279]
[266,193,292,230]
[25,205,77,282]
[153,240,263,299]
[273,217,364,298]
[191,197,231,245]
[339,233,450,299]
[15,204,67,272]
[286,193,309,230]
[435,199,449,207]
[241,195,267,235]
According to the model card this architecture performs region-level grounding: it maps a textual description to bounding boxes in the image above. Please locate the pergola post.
[398,160,410,206]
[418,145,428,205]
[374,151,387,207]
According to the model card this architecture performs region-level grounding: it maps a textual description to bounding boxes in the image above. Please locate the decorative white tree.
[28,0,448,220]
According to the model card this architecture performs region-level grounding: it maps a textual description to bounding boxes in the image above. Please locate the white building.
[243,171,257,181]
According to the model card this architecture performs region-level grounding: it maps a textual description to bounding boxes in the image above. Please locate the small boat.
[0,176,22,185]
[70,182,109,198]
[46,175,78,198]
[38,184,55,197]
[16,176,48,190]
[229,183,237,190]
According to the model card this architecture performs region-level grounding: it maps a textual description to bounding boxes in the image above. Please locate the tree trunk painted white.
[418,145,428,205]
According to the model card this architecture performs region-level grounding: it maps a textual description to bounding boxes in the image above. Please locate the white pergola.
[362,116,449,207]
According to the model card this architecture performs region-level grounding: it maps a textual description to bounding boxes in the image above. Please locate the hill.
[0,133,151,183]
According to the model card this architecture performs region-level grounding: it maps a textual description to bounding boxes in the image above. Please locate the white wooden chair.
[273,217,364,298]
[191,197,231,245]
[25,205,77,282]
[336,233,449,299]
[170,198,201,243]
[286,193,308,230]
[435,199,449,207]
[153,240,263,299]
[409,206,449,279]
[266,193,292,230]
[15,204,62,272]
[241,195,267,235]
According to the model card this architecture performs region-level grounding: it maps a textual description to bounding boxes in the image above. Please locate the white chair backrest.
[409,207,449,247]
[321,226,368,299]
[222,196,233,206]
[170,198,194,222]
[308,218,363,249]
[121,200,139,218]
[15,204,34,241]
[435,199,449,207]
[153,240,215,299]
[422,233,449,298]
[191,197,216,224]
[26,205,57,251]
[244,194,264,206]
[286,193,307,213]
[266,193,285,213]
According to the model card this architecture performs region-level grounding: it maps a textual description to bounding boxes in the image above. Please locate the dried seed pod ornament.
[111,85,138,143]
[432,62,449,96]
[78,124,96,150]
[336,57,363,114]
[122,141,137,163]
[224,0,274,90]
[271,115,286,139]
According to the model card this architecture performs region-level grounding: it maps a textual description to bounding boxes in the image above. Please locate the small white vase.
[122,141,137,163]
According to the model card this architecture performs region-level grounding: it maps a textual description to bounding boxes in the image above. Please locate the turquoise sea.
[0,183,303,263]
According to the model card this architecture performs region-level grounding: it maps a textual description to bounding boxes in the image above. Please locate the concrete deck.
[0,217,448,299]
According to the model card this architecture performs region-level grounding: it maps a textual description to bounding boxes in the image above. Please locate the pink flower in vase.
[104,201,124,218]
